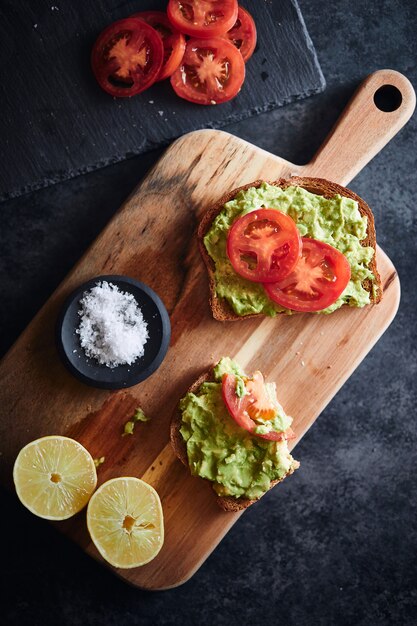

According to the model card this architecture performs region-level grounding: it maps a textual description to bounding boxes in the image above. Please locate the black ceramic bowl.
[56,275,171,389]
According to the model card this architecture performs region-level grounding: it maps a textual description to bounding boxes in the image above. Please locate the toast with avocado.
[198,177,382,321]
[170,357,300,512]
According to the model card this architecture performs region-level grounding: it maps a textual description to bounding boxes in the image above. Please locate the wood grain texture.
[306,70,416,184]
[0,0,325,200]
[0,70,413,590]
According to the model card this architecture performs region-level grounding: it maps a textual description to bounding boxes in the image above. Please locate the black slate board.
[0,0,325,201]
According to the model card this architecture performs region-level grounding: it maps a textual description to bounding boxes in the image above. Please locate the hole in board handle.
[374,84,403,112]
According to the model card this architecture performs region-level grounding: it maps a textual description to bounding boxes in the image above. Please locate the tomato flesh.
[245,373,277,420]
[222,373,295,442]
[264,237,352,312]
[170,37,245,104]
[227,208,302,283]
[167,0,238,38]
[91,18,164,97]
[132,11,186,80]
[225,6,257,62]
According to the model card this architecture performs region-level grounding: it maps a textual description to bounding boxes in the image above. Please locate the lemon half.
[87,477,164,569]
[13,435,97,520]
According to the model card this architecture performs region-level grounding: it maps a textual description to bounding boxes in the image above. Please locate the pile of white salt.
[76,281,149,368]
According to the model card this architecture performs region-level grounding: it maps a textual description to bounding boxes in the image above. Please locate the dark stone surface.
[0,0,324,200]
[1,1,417,625]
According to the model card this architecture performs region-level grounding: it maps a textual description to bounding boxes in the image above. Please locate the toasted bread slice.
[198,176,382,322]
[170,366,299,512]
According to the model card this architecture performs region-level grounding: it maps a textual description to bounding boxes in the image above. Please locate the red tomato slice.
[132,11,186,81]
[264,237,351,312]
[222,373,295,442]
[167,0,238,38]
[170,37,245,104]
[226,209,302,283]
[225,6,257,62]
[91,18,164,97]
[245,372,277,420]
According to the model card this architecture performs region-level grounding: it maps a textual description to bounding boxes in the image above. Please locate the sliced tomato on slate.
[170,37,245,104]
[91,18,164,97]
[167,0,238,38]
[222,373,295,442]
[132,11,186,81]
[226,209,301,283]
[264,237,351,312]
[225,6,257,62]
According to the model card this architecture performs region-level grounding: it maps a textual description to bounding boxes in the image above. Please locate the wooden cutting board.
[0,69,414,590]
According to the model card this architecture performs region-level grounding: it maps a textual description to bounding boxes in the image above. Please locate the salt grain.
[76,281,148,368]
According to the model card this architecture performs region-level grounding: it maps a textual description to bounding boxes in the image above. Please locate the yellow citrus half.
[87,477,164,569]
[13,435,97,520]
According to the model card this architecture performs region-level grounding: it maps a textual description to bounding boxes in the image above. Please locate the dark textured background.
[1,1,417,625]
[0,0,324,200]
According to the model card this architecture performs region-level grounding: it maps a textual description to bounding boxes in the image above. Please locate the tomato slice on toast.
[222,373,295,442]
[264,237,351,311]
[227,208,302,283]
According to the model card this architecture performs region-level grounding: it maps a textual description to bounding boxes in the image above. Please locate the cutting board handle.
[304,69,415,185]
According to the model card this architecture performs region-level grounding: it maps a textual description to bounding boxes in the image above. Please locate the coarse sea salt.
[76,281,149,368]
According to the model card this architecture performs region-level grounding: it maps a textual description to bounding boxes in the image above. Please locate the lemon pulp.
[13,435,97,520]
[87,477,164,569]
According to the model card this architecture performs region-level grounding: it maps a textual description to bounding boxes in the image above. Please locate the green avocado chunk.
[203,183,376,316]
[179,357,298,500]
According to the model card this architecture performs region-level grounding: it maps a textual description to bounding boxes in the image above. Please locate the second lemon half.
[87,477,164,569]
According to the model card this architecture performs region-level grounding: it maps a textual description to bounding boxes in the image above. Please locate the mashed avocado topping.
[203,183,376,316]
[179,357,298,500]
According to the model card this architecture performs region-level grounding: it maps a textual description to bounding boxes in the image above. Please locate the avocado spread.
[203,183,377,316]
[179,357,299,500]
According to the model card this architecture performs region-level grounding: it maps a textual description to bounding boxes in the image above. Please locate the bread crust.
[197,177,382,321]
[170,366,298,512]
